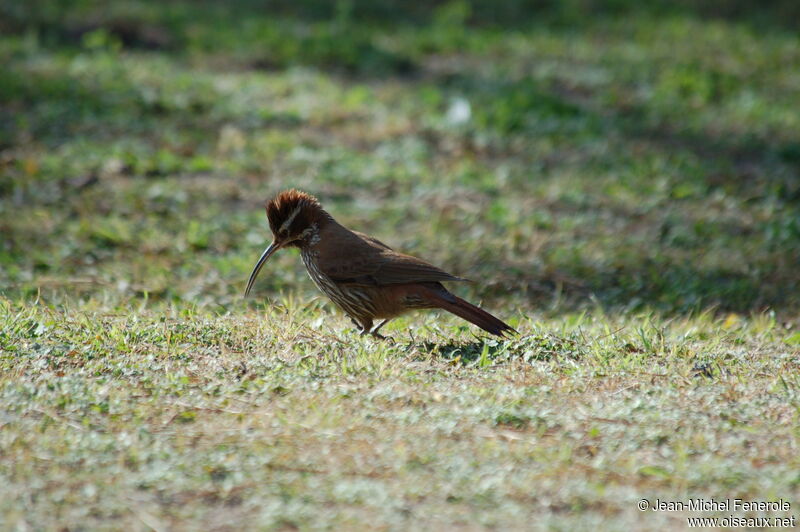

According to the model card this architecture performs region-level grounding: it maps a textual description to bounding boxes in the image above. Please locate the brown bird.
[245,190,514,338]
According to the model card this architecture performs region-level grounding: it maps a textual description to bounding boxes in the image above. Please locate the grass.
[2,0,800,529]
[3,301,799,529]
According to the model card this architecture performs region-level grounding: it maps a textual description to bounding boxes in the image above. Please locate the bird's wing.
[317,228,467,286]
[352,231,393,250]
[363,252,468,285]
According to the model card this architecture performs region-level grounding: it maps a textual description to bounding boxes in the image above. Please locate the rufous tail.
[434,292,515,337]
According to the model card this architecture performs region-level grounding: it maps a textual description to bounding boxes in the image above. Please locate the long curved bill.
[245,241,281,297]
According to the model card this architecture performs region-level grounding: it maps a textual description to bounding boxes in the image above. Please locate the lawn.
[2,1,800,529]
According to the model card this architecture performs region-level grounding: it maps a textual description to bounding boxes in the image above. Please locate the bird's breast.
[300,248,326,285]
[300,247,383,319]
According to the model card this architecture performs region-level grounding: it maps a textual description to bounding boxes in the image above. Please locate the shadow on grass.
[408,332,584,365]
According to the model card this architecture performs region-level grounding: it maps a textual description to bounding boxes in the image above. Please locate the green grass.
[2,0,800,529]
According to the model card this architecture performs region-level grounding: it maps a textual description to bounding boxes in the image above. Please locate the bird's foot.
[371,319,393,342]
[353,319,394,342]
[357,328,393,342]
[370,331,394,343]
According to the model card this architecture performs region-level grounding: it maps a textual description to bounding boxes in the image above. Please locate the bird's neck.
[298,210,339,248]
[296,222,323,250]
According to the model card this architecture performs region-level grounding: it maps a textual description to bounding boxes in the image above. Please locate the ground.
[1,1,800,530]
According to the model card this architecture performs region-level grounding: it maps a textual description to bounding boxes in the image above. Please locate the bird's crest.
[265,189,324,236]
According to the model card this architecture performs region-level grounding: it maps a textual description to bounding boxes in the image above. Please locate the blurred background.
[2,0,799,316]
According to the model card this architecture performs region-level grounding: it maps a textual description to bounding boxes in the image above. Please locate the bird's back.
[308,221,466,287]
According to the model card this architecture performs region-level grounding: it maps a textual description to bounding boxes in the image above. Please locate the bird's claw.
[370,332,394,343]
[357,328,393,342]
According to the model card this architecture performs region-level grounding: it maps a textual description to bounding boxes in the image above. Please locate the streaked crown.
[265,189,326,241]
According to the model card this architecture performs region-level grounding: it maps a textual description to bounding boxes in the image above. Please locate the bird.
[245,189,514,339]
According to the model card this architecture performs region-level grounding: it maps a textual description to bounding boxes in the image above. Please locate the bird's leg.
[349,317,364,333]
[356,318,374,337]
[371,319,389,336]
[369,319,393,341]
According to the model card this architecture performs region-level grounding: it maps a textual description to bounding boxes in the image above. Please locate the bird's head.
[245,189,327,297]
